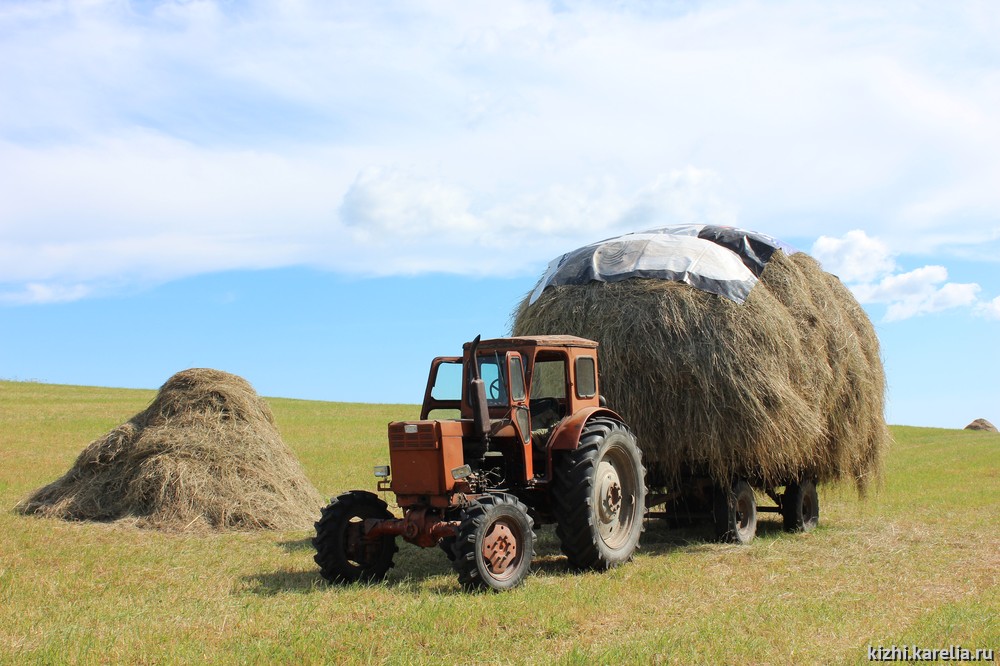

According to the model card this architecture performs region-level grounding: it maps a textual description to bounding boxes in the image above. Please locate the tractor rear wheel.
[714,479,757,544]
[553,418,646,570]
[453,494,535,591]
[782,480,819,532]
[313,490,398,584]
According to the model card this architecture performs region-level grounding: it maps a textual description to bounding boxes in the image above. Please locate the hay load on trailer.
[513,225,890,542]
[16,368,323,531]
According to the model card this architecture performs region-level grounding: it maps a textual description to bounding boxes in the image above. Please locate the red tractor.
[313,335,647,591]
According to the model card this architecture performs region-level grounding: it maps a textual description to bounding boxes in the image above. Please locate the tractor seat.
[529,398,563,430]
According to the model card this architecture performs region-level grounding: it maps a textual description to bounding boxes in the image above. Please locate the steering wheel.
[489,378,502,400]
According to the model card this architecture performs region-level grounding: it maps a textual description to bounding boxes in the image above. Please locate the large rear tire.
[553,418,647,570]
[782,480,819,532]
[453,494,535,591]
[714,479,757,544]
[313,490,398,584]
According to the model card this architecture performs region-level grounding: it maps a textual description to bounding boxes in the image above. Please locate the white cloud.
[340,166,482,240]
[879,273,980,322]
[975,295,1000,320]
[813,232,986,321]
[330,166,730,276]
[812,230,897,283]
[0,282,91,305]
[620,168,738,231]
[2,0,1000,300]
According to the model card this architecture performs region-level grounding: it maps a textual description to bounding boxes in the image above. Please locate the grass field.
[1,380,997,664]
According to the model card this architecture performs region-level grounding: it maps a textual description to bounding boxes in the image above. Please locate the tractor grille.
[388,422,438,449]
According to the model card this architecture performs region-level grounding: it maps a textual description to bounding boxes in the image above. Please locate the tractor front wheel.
[313,490,398,584]
[453,494,535,591]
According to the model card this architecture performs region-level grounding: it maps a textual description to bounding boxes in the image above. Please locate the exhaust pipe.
[468,335,491,456]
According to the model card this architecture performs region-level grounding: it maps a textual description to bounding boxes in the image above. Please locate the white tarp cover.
[528,225,795,305]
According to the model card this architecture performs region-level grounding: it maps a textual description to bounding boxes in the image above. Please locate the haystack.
[964,418,998,433]
[16,369,324,530]
[513,228,890,494]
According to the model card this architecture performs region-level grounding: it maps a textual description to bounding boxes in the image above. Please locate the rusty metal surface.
[365,509,459,549]
[547,406,624,451]
[463,335,599,351]
[482,521,517,575]
[387,420,464,496]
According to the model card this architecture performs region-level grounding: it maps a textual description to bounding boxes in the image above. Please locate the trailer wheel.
[782,480,819,532]
[453,494,535,591]
[714,479,757,544]
[313,490,398,584]
[554,418,647,570]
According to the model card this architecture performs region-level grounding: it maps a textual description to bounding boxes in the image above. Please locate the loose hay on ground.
[16,368,324,530]
[513,251,890,493]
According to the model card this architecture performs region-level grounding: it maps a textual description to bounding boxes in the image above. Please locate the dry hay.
[513,250,890,493]
[16,368,324,530]
[964,418,998,433]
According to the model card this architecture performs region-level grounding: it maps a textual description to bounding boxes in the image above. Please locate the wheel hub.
[736,497,751,530]
[482,522,517,574]
[802,494,814,518]
[597,463,623,524]
[344,519,369,565]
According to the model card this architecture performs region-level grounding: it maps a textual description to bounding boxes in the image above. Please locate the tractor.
[313,335,647,591]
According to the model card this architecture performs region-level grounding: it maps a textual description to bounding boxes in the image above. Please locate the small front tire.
[453,494,535,592]
[313,490,398,584]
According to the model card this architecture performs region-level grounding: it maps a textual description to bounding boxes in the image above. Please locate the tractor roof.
[465,335,599,351]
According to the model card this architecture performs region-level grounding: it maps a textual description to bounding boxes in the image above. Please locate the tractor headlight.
[451,464,473,480]
[373,465,390,478]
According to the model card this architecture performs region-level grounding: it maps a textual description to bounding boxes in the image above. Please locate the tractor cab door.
[507,352,530,442]
[420,357,462,419]
[528,351,569,430]
[506,351,533,479]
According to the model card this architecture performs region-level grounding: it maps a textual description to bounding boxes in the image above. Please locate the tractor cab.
[404,336,605,495]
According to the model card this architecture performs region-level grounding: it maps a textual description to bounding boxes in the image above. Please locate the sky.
[1,0,999,429]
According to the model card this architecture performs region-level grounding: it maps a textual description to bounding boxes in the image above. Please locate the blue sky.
[1,0,998,429]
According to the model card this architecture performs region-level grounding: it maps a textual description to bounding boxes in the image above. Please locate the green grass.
[1,380,997,664]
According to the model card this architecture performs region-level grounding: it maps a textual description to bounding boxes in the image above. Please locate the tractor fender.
[547,406,626,452]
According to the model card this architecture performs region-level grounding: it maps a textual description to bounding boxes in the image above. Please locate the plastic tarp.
[528,225,795,305]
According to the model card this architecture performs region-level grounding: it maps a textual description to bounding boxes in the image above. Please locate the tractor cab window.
[529,355,567,433]
[430,360,463,402]
[422,358,463,419]
[575,356,597,399]
[531,358,567,399]
[477,354,509,406]
[509,354,526,402]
